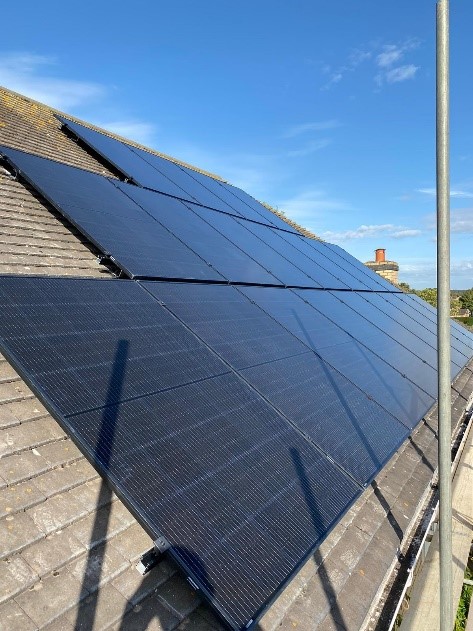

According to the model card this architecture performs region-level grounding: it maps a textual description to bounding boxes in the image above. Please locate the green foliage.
[454,560,472,630]
[398,282,411,293]
[459,288,473,312]
[415,287,438,308]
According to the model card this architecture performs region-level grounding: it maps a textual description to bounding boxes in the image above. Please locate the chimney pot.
[375,248,386,263]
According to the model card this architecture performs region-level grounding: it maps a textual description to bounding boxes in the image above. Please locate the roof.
[0,85,472,631]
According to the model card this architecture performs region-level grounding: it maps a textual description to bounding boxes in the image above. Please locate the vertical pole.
[436,1,452,630]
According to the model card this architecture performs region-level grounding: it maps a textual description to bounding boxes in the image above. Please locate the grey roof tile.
[0,598,38,631]
[0,555,38,604]
[0,478,46,518]
[0,511,43,558]
[14,565,88,628]
[19,528,85,578]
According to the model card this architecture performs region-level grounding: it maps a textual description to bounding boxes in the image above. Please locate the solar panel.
[241,221,352,290]
[277,232,384,290]
[114,182,282,286]
[143,281,410,485]
[189,205,321,288]
[296,289,439,398]
[358,292,472,366]
[239,286,436,429]
[331,291,463,375]
[213,180,299,232]
[57,115,297,230]
[0,275,361,630]
[399,293,473,350]
[0,145,226,282]
[318,242,399,292]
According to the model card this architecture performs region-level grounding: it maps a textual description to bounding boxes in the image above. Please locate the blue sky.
[1,0,471,288]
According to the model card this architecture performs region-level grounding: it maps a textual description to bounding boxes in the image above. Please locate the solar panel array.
[0,124,472,630]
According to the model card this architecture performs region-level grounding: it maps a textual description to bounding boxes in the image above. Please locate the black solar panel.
[143,282,410,484]
[189,205,321,288]
[239,286,436,429]
[57,115,298,230]
[359,292,472,366]
[318,242,399,292]
[0,145,227,282]
[0,275,362,630]
[296,289,439,398]
[277,232,383,290]
[399,293,473,350]
[3,126,473,631]
[115,183,282,286]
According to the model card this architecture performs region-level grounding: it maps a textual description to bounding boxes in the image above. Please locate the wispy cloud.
[0,52,105,110]
[283,120,341,138]
[321,48,371,90]
[418,188,473,199]
[376,39,420,68]
[321,38,420,91]
[426,208,473,233]
[276,190,352,227]
[402,259,473,279]
[320,223,421,243]
[287,139,331,157]
[384,64,419,83]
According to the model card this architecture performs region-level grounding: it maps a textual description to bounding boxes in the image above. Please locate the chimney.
[375,248,386,263]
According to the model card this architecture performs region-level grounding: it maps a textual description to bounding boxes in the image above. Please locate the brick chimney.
[375,248,386,263]
[364,248,399,285]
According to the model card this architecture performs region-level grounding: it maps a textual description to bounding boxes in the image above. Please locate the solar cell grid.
[143,282,308,369]
[189,205,321,288]
[239,286,435,428]
[297,289,439,397]
[360,292,472,366]
[277,232,377,290]
[0,144,229,282]
[242,221,351,290]
[331,291,449,372]
[0,275,362,630]
[320,242,398,291]
[115,183,282,286]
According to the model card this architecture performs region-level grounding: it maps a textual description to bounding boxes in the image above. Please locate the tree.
[415,288,437,308]
[398,282,411,293]
[459,288,473,312]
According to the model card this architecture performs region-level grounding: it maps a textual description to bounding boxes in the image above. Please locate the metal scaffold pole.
[436,1,453,630]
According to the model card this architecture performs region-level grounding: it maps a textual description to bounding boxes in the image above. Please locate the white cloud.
[418,188,473,199]
[402,259,473,278]
[391,228,422,238]
[276,190,352,226]
[425,208,473,233]
[377,45,403,68]
[287,139,331,157]
[451,209,473,233]
[385,64,419,83]
[376,40,420,69]
[0,52,105,110]
[283,120,340,138]
[320,223,421,243]
[321,39,419,91]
